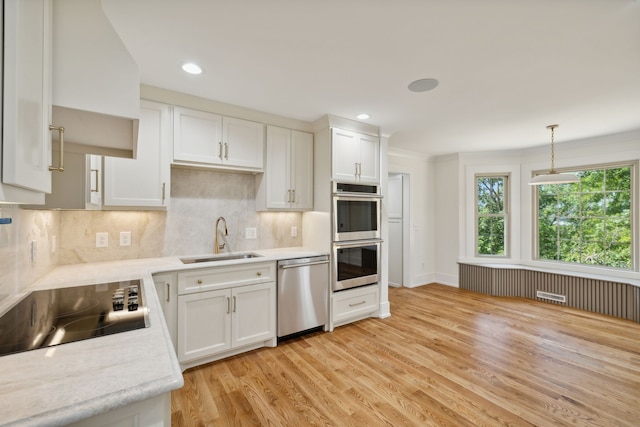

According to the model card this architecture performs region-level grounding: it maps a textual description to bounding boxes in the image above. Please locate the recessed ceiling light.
[357,113,370,120]
[408,78,439,92]
[182,62,203,75]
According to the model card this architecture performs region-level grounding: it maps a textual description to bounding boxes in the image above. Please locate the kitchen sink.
[180,253,263,264]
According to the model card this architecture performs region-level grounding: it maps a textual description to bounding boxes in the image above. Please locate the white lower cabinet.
[175,262,276,369]
[67,392,170,427]
[330,284,380,331]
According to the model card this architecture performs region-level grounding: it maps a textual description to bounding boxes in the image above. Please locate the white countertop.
[0,247,325,427]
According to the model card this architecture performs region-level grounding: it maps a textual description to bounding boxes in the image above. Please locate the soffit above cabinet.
[52,0,140,158]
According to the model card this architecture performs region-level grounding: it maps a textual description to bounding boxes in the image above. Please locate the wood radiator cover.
[458,263,640,323]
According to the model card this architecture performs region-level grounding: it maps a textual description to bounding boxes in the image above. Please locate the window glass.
[476,176,508,256]
[536,165,633,269]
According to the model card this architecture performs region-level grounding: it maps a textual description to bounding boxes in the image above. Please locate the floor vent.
[536,290,566,303]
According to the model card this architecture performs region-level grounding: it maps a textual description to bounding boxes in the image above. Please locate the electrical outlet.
[119,231,131,247]
[245,227,257,239]
[291,226,297,237]
[96,232,108,248]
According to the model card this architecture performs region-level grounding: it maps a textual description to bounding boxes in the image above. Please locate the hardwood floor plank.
[172,284,640,426]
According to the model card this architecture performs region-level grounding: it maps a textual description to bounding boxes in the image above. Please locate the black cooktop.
[0,280,149,357]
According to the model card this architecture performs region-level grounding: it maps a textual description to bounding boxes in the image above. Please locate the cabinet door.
[178,289,231,362]
[357,133,380,183]
[222,117,264,169]
[232,282,276,348]
[173,106,223,164]
[2,0,52,193]
[290,130,313,210]
[332,128,360,182]
[264,126,291,209]
[153,273,178,351]
[103,100,170,207]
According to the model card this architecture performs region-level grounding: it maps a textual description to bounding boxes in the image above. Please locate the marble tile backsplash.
[0,205,59,300]
[58,168,302,263]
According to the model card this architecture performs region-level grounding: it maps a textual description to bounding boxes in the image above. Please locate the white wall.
[433,154,459,286]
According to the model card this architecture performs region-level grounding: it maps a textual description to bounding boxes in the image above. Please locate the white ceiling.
[102,0,640,156]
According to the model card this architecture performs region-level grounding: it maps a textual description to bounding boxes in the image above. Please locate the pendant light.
[529,124,579,185]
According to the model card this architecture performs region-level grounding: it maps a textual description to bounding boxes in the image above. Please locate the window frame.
[475,173,510,258]
[532,161,638,271]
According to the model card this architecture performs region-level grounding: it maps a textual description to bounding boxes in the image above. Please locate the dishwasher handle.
[279,260,329,270]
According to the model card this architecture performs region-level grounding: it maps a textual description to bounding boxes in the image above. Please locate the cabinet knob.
[197,279,203,284]
[257,272,262,277]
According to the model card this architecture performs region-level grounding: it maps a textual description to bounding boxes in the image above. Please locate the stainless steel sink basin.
[180,253,263,264]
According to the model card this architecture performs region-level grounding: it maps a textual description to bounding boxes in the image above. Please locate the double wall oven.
[332,182,382,292]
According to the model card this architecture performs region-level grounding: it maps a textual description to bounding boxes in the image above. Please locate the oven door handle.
[334,239,383,249]
[333,193,382,199]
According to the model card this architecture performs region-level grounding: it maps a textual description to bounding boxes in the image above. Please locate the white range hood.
[52,0,140,158]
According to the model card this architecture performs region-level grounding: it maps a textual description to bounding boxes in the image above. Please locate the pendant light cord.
[547,124,558,174]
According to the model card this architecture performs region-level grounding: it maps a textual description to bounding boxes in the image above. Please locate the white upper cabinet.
[2,0,52,197]
[332,128,380,183]
[222,116,264,170]
[51,0,140,158]
[173,106,264,172]
[256,125,313,211]
[103,100,171,208]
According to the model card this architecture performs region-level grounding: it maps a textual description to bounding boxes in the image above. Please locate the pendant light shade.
[529,124,579,186]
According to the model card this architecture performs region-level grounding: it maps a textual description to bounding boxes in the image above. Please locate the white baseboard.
[404,273,435,288]
[434,273,459,287]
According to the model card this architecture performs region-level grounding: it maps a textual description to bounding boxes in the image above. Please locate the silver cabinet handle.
[166,283,170,302]
[287,189,291,203]
[90,169,99,192]
[291,189,296,203]
[226,297,230,314]
[233,296,237,313]
[218,141,223,160]
[349,300,366,307]
[224,142,229,160]
[49,125,65,172]
[162,182,166,205]
[354,163,358,176]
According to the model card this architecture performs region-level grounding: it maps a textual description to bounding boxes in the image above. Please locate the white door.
[177,289,231,362]
[2,0,52,193]
[264,125,291,209]
[232,282,276,348]
[358,133,380,183]
[388,174,404,287]
[222,117,264,169]
[173,107,223,164]
[332,128,359,182]
[103,100,170,207]
[290,130,313,209]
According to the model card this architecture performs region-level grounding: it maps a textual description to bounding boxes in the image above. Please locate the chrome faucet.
[214,216,229,254]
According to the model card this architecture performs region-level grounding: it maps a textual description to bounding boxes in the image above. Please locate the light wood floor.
[171,284,640,426]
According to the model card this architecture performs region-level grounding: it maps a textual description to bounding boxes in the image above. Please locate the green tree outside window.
[477,176,508,256]
[536,165,633,269]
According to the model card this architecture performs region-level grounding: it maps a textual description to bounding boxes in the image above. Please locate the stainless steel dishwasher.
[277,255,330,338]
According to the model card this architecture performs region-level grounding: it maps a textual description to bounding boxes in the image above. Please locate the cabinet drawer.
[178,262,275,295]
[332,284,379,324]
